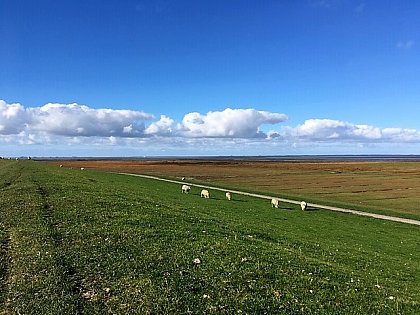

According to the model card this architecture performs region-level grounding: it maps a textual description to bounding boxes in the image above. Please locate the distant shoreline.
[33,154,420,162]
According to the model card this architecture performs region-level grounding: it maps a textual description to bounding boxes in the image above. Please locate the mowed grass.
[1,160,419,314]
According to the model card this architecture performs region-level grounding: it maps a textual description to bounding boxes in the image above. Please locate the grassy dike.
[1,160,419,314]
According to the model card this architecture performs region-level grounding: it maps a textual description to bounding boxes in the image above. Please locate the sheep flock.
[181,184,308,211]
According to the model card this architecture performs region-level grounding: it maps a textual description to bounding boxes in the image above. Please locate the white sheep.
[271,198,279,208]
[201,189,210,199]
[181,184,191,193]
[80,167,85,170]
[59,164,63,168]
[300,201,307,211]
[225,192,232,201]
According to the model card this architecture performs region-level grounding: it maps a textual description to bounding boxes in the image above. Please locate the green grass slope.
[1,160,419,314]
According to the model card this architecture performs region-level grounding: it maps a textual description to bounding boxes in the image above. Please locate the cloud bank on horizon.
[1,99,420,155]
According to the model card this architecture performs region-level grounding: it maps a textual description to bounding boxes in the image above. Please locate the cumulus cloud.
[0,100,31,134]
[2,99,420,155]
[381,128,420,142]
[0,100,289,143]
[283,119,420,143]
[28,103,153,137]
[178,108,288,138]
[145,115,175,136]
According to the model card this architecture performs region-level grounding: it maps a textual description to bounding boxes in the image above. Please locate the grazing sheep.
[59,164,63,168]
[225,192,232,201]
[300,201,307,211]
[201,189,210,199]
[271,198,279,208]
[182,177,186,181]
[80,167,85,170]
[181,184,191,193]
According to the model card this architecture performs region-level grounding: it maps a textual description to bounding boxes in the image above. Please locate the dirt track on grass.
[48,159,420,224]
[119,172,420,226]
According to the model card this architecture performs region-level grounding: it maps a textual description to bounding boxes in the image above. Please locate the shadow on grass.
[279,206,294,211]
[277,206,320,212]
[193,195,249,202]
[304,206,320,212]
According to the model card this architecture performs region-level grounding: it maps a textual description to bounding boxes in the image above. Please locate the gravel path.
[119,172,420,227]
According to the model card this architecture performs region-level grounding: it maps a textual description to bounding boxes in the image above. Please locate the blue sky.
[1,0,419,156]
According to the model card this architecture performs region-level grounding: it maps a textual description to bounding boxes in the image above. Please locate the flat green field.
[1,160,419,314]
[54,159,420,221]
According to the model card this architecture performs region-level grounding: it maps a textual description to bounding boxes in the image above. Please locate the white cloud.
[0,100,288,140]
[382,128,420,142]
[283,119,420,143]
[0,100,31,134]
[28,103,153,137]
[145,115,175,136]
[2,99,420,156]
[178,108,288,138]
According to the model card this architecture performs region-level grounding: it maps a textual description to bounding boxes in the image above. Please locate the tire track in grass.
[35,182,85,314]
[118,173,420,227]
[0,162,23,312]
[0,226,11,309]
[2,161,103,313]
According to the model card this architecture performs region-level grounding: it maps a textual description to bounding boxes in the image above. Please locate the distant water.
[35,155,420,162]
